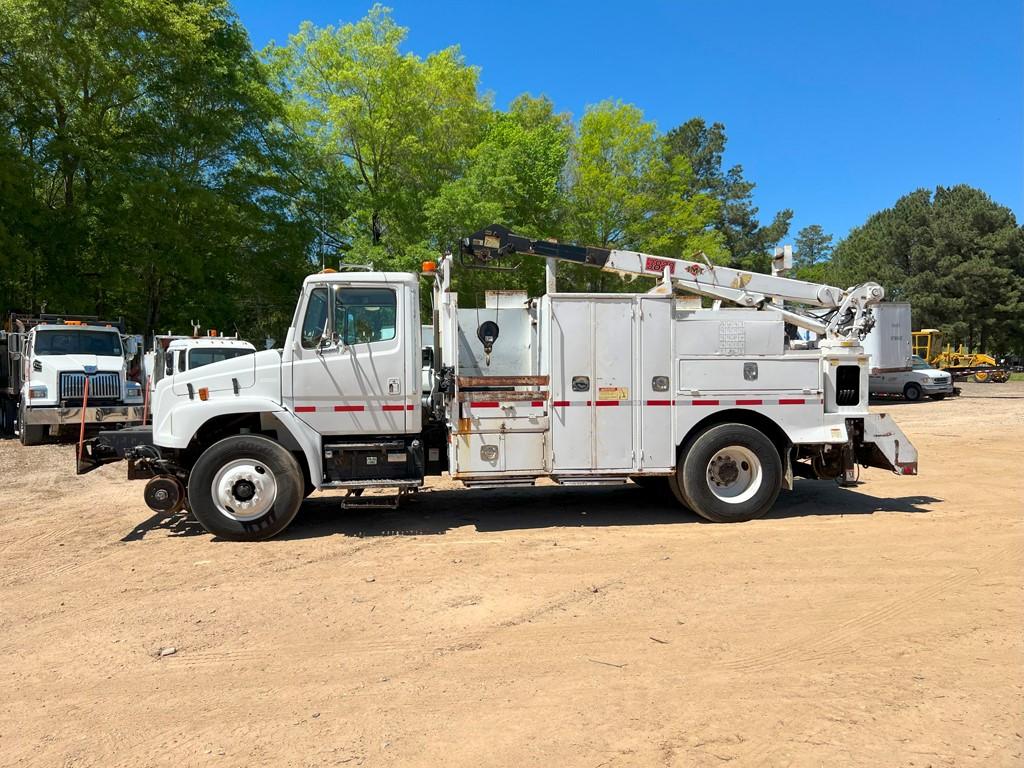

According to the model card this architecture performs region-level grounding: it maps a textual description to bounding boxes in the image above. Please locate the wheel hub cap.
[211,460,278,521]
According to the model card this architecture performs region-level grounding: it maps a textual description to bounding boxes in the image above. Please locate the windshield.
[187,347,254,370]
[35,329,122,357]
[911,355,932,370]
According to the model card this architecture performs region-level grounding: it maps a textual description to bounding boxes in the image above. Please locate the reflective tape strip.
[296,403,413,413]
[548,397,822,407]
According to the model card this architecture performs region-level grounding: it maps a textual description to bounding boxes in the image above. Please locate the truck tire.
[187,434,304,541]
[17,405,46,446]
[903,383,922,402]
[0,398,15,436]
[679,423,782,523]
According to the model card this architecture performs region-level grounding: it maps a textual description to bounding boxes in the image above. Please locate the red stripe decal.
[735,399,762,406]
[692,400,720,406]
[531,400,544,407]
[595,400,618,406]
[553,400,570,407]
[472,402,500,408]
[646,399,672,406]
[295,406,316,413]
[407,404,415,411]
[382,404,405,412]
[334,404,364,412]
[779,398,805,405]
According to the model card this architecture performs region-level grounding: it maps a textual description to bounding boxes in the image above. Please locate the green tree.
[265,5,489,268]
[831,185,1024,355]
[562,101,723,291]
[792,224,833,282]
[664,118,791,271]
[0,0,316,337]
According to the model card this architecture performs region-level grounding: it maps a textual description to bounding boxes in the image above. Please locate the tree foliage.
[0,0,316,339]
[830,186,1024,354]
[664,118,792,271]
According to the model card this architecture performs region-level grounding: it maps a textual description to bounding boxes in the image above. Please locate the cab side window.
[301,287,330,349]
[334,287,397,345]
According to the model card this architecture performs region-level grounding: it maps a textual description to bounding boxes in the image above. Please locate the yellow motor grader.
[912,329,1010,383]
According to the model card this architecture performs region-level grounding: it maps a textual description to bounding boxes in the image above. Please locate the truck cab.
[1,315,144,444]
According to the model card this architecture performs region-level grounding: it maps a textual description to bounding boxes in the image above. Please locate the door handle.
[387,377,401,395]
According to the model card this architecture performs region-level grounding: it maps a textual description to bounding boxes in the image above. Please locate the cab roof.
[301,271,419,287]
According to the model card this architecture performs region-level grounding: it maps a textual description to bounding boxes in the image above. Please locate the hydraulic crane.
[460,224,885,342]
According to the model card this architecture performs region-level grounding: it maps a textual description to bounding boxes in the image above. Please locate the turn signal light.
[198,387,210,401]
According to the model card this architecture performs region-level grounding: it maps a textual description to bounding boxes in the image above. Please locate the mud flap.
[854,413,918,475]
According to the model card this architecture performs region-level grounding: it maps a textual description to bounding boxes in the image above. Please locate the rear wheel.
[679,423,782,523]
[903,382,922,402]
[187,435,304,541]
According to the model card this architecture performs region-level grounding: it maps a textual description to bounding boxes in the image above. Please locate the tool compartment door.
[550,297,635,472]
[639,297,674,469]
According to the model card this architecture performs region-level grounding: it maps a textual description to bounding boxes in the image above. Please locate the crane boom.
[460,225,884,340]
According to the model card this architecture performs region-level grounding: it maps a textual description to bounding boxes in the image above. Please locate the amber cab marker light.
[198,387,210,401]
[421,260,437,274]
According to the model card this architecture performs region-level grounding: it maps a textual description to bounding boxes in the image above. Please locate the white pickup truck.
[870,355,954,401]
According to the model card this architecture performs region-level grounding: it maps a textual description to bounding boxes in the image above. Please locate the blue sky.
[234,0,1023,243]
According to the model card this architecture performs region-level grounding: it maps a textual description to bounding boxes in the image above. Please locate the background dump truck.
[78,225,918,541]
[1,313,144,445]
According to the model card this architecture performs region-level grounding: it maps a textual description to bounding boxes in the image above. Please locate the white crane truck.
[78,225,918,540]
[1,313,145,445]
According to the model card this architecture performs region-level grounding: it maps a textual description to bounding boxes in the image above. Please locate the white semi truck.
[78,225,918,540]
[1,314,145,445]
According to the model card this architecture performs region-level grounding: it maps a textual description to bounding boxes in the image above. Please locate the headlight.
[126,381,143,397]
[28,385,47,399]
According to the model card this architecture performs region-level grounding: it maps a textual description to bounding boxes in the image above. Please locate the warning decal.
[597,387,629,401]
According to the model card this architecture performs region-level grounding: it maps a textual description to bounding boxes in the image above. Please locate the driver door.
[289,281,409,437]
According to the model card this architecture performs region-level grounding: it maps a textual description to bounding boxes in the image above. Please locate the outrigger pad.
[76,426,155,475]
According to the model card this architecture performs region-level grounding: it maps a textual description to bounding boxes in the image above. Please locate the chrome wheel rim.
[211,458,278,521]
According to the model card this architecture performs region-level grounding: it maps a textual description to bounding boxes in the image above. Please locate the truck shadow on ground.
[275,481,942,541]
[121,483,941,542]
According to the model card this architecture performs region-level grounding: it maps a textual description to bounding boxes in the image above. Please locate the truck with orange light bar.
[1,313,145,444]
[77,225,918,540]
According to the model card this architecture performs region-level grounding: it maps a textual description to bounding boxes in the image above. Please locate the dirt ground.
[1,383,1022,768]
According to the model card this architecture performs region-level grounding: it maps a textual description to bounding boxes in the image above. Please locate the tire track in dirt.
[721,569,976,673]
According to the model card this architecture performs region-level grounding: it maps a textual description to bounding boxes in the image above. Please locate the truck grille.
[60,372,121,401]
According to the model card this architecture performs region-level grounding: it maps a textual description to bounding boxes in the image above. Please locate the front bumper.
[921,380,953,393]
[24,404,145,426]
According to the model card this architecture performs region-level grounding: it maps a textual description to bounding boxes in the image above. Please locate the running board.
[553,476,630,487]
[460,477,537,489]
[320,478,423,489]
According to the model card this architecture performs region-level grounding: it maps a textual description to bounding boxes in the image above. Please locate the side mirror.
[125,335,141,356]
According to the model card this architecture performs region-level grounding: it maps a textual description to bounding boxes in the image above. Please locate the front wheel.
[903,382,922,402]
[187,435,304,541]
[17,405,47,446]
[679,423,782,523]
